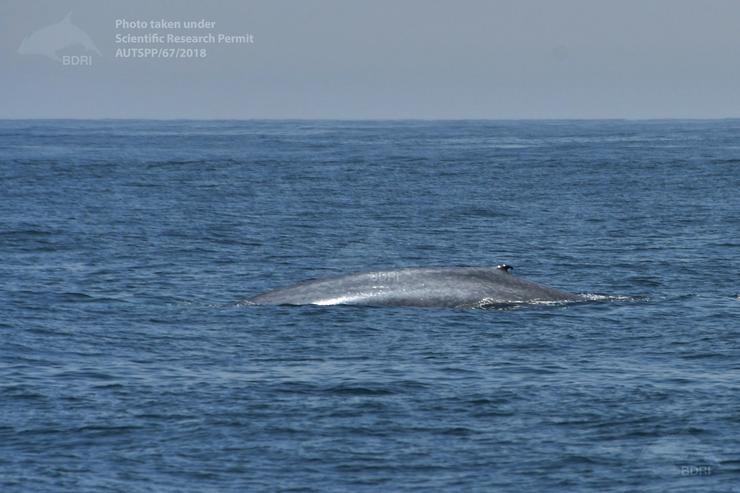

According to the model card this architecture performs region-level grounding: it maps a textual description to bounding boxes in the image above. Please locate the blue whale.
[243,266,583,308]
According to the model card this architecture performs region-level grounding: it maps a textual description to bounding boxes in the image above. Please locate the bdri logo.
[18,12,100,66]
[680,464,713,476]
[637,434,719,478]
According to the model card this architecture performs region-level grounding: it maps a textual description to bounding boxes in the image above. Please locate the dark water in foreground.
[1,120,739,492]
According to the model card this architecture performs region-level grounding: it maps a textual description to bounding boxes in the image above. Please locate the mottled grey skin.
[244,267,583,308]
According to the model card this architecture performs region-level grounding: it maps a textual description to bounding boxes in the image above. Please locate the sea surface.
[1,119,739,492]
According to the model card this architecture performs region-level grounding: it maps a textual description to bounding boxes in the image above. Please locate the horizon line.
[2,116,740,122]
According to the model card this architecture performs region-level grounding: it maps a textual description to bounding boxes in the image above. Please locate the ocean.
[1,119,738,491]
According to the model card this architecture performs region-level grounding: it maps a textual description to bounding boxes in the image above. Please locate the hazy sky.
[2,0,740,119]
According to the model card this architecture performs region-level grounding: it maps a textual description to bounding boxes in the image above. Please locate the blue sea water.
[1,119,739,492]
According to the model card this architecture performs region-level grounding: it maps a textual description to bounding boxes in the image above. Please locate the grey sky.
[2,0,739,119]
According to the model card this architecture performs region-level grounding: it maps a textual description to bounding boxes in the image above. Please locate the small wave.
[326,385,395,396]
[578,293,647,303]
[145,158,242,168]
[473,299,580,310]
[473,294,646,310]
[0,228,55,237]
[58,292,131,304]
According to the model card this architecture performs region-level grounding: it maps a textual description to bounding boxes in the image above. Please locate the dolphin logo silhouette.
[18,12,101,62]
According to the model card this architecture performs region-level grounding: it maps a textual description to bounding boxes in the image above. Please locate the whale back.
[245,267,581,308]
